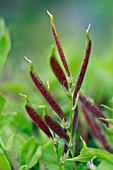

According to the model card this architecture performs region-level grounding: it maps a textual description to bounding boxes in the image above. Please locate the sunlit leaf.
[20,137,42,169]
[0,93,6,114]
[0,149,11,170]
[67,147,113,164]
[0,18,11,69]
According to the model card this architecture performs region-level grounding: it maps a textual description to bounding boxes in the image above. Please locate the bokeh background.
[0,0,113,112]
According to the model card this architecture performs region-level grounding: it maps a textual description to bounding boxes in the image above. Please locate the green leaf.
[67,148,113,165]
[99,118,113,125]
[0,93,6,114]
[96,161,113,170]
[10,112,32,136]
[0,149,11,170]
[0,114,13,134]
[20,137,41,170]
[0,18,11,69]
[41,140,59,170]
[6,133,14,151]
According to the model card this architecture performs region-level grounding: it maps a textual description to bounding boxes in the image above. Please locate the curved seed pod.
[73,25,92,106]
[80,95,108,127]
[25,57,66,122]
[20,94,53,138]
[81,105,112,153]
[50,45,68,90]
[45,115,69,143]
[47,10,70,77]
[72,105,79,137]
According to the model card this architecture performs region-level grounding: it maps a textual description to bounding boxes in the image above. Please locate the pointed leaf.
[0,18,11,69]
[99,118,113,125]
[0,149,11,170]
[73,26,92,105]
[47,11,70,77]
[67,148,113,165]
[50,45,68,90]
[80,95,108,127]
[0,93,6,114]
[45,115,69,143]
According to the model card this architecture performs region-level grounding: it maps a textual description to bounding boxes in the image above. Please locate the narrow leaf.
[25,57,66,122]
[72,105,78,137]
[73,26,92,105]
[21,94,53,138]
[67,147,113,165]
[99,118,113,125]
[47,11,70,77]
[81,106,112,153]
[0,93,6,114]
[0,149,11,170]
[80,95,108,127]
[45,115,69,143]
[50,45,68,90]
[0,18,11,69]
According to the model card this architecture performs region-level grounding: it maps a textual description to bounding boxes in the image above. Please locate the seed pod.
[73,25,92,106]
[72,105,79,137]
[47,10,70,77]
[25,57,66,122]
[22,94,53,138]
[81,105,100,139]
[81,105,112,153]
[50,45,68,90]
[45,115,69,143]
[80,95,108,127]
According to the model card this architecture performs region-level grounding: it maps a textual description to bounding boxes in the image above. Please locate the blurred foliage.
[0,0,113,169]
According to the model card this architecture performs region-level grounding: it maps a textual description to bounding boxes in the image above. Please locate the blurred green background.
[0,0,113,111]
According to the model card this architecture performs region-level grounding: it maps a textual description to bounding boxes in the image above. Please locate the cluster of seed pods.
[21,11,112,160]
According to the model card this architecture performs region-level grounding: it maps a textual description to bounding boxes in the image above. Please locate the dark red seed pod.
[80,95,108,127]
[81,105,100,139]
[73,27,92,106]
[81,105,112,153]
[50,46,68,90]
[47,11,70,77]
[72,105,78,137]
[45,115,69,143]
[25,57,66,122]
[24,97,53,138]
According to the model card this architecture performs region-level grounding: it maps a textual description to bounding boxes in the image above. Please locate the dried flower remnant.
[50,45,68,90]
[25,57,66,122]
[45,115,69,143]
[80,95,108,127]
[73,25,92,106]
[19,93,53,139]
[47,10,71,78]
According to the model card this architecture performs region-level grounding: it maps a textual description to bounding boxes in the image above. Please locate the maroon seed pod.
[20,94,53,138]
[73,26,92,106]
[72,105,78,137]
[81,105,112,153]
[80,94,108,127]
[47,10,70,78]
[81,105,101,140]
[45,115,69,143]
[50,45,68,90]
[25,57,66,122]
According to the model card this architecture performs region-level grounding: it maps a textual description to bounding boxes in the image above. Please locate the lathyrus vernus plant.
[20,11,113,170]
